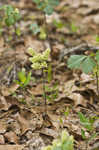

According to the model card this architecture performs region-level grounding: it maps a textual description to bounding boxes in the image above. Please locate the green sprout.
[70,23,78,33]
[15,68,31,88]
[96,35,99,43]
[78,112,96,149]
[32,0,60,40]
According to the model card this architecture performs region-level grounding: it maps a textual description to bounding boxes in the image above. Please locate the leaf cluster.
[0,5,21,27]
[78,112,94,132]
[32,0,59,15]
[67,51,99,74]
[78,112,96,141]
[42,130,74,150]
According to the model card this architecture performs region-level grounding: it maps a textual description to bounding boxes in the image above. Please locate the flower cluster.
[42,130,74,150]
[28,48,50,70]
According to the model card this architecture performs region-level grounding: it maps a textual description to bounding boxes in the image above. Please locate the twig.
[59,43,99,61]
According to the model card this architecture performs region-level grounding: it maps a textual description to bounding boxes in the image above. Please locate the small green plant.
[78,112,96,149]
[96,35,99,43]
[39,27,47,40]
[15,68,31,88]
[28,47,51,113]
[70,23,78,33]
[32,0,60,40]
[45,82,59,102]
[0,5,21,36]
[32,0,59,15]
[30,22,47,40]
[64,107,70,118]
[42,130,74,150]
[53,19,64,29]
[67,51,99,95]
[30,22,40,35]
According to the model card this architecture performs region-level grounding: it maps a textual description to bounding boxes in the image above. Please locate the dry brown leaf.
[0,37,4,55]
[93,14,99,24]
[70,93,87,107]
[52,43,64,59]
[47,113,61,130]
[0,145,24,150]
[80,73,93,82]
[40,128,58,139]
[0,95,9,110]
[0,120,7,134]
[25,133,45,150]
[1,83,19,96]
[14,112,31,135]
[25,36,44,53]
[4,131,18,144]
[28,84,43,96]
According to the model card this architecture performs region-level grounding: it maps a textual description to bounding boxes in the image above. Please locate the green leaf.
[67,55,87,69]
[24,72,31,87]
[14,80,22,87]
[62,135,74,150]
[5,5,14,16]
[78,112,89,123]
[53,20,64,29]
[71,23,78,33]
[81,129,86,140]
[53,146,61,150]
[68,55,96,74]
[39,28,47,40]
[15,27,21,36]
[96,36,99,42]
[44,5,53,15]
[0,5,6,10]
[5,15,15,26]
[30,23,40,35]
[37,1,45,10]
[48,0,59,6]
[18,70,26,84]
[81,56,96,74]
[32,0,41,4]
[78,112,93,131]
[14,11,21,21]
[33,0,59,15]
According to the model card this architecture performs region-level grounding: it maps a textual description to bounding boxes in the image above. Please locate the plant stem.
[42,68,47,115]
[96,65,99,96]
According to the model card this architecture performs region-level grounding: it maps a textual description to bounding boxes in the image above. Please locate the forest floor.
[0,0,99,150]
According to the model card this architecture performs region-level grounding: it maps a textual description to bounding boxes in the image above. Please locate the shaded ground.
[0,0,99,150]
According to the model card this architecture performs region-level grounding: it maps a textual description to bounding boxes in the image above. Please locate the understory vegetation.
[0,0,99,150]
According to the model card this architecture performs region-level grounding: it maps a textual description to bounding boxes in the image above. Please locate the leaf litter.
[0,0,99,150]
